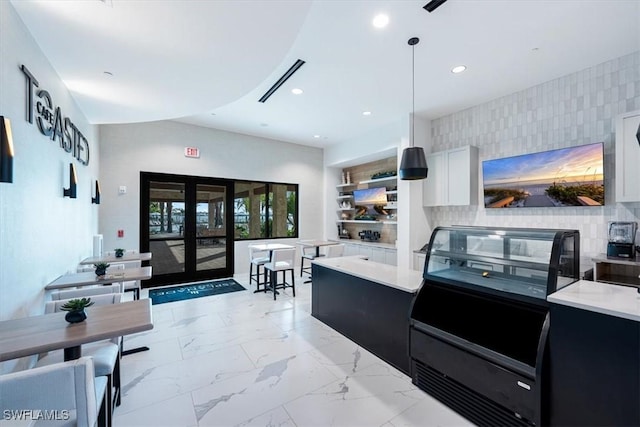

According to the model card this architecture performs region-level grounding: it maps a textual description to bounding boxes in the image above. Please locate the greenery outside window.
[234,181,298,240]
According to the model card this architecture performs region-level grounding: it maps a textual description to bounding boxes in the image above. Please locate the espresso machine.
[607,221,638,258]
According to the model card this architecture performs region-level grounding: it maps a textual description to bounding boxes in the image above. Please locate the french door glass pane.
[196,184,227,272]
[149,181,185,275]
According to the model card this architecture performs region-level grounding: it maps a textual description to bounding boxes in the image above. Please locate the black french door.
[140,172,234,287]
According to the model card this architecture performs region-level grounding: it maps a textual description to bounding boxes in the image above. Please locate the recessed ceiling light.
[260,123,269,127]
[451,65,467,74]
[313,135,321,139]
[362,111,372,116]
[210,112,216,116]
[372,14,389,28]
[291,88,303,95]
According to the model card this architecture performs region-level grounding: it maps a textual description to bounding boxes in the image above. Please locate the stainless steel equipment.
[607,221,638,258]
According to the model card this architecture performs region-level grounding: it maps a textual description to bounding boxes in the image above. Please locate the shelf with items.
[336,157,398,244]
[359,176,397,185]
[336,219,398,225]
[336,183,357,189]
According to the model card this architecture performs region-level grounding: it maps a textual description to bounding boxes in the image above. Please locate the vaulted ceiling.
[11,0,640,147]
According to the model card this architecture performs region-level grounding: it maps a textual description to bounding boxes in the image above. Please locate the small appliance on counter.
[358,230,380,242]
[337,224,351,239]
[606,221,638,258]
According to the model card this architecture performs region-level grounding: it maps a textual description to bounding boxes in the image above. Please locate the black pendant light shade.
[399,147,428,180]
[0,116,14,183]
[636,121,640,146]
[399,37,428,181]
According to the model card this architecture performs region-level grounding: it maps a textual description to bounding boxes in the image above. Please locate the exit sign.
[184,147,200,158]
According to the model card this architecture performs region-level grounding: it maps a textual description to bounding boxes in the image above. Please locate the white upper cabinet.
[615,110,640,202]
[423,145,478,207]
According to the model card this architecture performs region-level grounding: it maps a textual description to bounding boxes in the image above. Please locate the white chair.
[297,241,318,278]
[0,357,108,427]
[38,293,123,417]
[249,246,270,292]
[107,254,142,300]
[324,244,345,258]
[50,283,122,300]
[264,248,296,300]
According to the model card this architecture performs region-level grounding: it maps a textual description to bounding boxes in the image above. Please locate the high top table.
[79,252,152,265]
[45,266,153,290]
[297,240,337,283]
[0,299,153,362]
[248,243,295,294]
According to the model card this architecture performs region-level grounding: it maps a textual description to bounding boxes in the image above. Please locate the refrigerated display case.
[409,226,580,427]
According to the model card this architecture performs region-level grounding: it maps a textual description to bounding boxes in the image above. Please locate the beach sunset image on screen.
[482,142,604,208]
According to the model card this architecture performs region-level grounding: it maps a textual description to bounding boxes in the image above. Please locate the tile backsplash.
[427,51,640,257]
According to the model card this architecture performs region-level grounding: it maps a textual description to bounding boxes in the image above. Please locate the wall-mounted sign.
[20,65,90,166]
[184,147,200,158]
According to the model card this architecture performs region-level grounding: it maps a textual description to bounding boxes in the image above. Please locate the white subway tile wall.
[428,51,640,257]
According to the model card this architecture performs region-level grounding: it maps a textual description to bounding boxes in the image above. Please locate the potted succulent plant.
[94,262,110,276]
[60,297,94,323]
[114,248,125,258]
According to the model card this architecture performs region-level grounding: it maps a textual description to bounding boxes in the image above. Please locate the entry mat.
[148,279,246,305]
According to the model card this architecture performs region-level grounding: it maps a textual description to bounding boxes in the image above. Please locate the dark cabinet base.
[549,304,640,426]
[311,264,413,375]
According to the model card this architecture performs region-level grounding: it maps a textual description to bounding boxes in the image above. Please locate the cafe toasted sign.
[20,65,90,166]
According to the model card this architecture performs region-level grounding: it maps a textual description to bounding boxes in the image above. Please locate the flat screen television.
[353,187,388,217]
[482,142,604,208]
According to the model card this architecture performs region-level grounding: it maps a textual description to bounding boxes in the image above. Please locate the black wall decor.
[92,180,101,204]
[0,116,14,183]
[20,65,90,166]
[63,163,77,198]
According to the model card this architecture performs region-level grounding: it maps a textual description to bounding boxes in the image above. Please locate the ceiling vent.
[423,0,448,13]
[258,59,305,103]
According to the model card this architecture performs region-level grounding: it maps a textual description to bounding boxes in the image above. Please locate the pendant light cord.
[411,42,415,148]
[408,37,419,148]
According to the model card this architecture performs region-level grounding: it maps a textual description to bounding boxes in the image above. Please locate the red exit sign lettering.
[184,147,200,158]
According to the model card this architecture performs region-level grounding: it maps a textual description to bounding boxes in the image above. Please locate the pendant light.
[399,37,428,181]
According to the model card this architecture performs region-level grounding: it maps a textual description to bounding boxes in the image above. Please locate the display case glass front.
[425,226,579,301]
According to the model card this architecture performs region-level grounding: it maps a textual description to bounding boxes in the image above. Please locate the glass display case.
[425,226,580,302]
[409,226,580,427]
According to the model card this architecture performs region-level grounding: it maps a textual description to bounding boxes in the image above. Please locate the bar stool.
[324,243,345,258]
[249,246,270,292]
[264,248,296,300]
[298,241,317,278]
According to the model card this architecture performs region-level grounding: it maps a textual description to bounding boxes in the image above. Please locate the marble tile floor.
[113,274,474,427]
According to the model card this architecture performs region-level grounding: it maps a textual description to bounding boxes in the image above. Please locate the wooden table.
[45,266,153,290]
[79,252,152,265]
[0,299,153,362]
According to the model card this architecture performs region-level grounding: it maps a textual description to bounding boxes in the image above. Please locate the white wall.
[0,2,99,372]
[99,120,323,274]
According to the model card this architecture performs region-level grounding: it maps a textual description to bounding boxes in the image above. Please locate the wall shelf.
[336,183,356,188]
[359,176,397,185]
[336,195,353,199]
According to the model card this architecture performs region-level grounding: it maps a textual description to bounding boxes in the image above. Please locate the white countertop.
[312,255,423,293]
[547,280,640,322]
[329,239,397,250]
